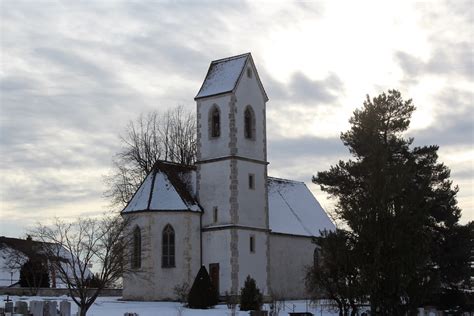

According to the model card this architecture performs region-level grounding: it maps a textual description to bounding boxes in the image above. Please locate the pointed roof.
[195,53,268,101]
[122,161,201,213]
[268,177,335,237]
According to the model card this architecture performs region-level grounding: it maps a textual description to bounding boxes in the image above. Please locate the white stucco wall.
[237,230,269,295]
[122,212,201,301]
[236,160,267,228]
[234,60,267,162]
[198,161,232,227]
[197,95,232,161]
[201,229,232,295]
[269,233,315,299]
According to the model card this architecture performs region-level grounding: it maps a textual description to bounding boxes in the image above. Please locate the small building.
[121,53,335,300]
[0,235,86,288]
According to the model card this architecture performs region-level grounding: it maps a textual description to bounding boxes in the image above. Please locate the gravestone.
[14,301,28,315]
[30,301,44,316]
[44,301,58,316]
[4,302,13,314]
[59,301,71,316]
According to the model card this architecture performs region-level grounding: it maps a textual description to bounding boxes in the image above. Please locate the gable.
[268,177,335,237]
[195,53,268,101]
[122,161,200,213]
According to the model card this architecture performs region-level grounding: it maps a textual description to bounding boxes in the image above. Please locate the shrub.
[240,275,263,311]
[19,258,50,289]
[187,266,218,309]
[174,282,190,304]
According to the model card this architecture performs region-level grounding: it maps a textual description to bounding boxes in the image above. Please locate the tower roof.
[195,53,268,101]
[122,161,201,214]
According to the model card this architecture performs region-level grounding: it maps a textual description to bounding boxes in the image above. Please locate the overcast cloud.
[1,0,472,237]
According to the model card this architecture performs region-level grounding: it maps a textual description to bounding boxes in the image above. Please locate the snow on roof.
[122,161,200,213]
[268,177,335,237]
[195,53,249,99]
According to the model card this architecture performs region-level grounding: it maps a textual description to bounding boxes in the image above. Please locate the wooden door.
[209,263,219,294]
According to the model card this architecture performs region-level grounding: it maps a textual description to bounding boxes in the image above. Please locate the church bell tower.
[194,53,270,295]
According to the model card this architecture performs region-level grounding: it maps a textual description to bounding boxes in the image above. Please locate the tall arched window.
[132,226,141,269]
[244,106,255,140]
[162,224,175,268]
[210,106,220,138]
[313,247,320,268]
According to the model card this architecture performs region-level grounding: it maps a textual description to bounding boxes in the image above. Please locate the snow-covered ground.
[1,295,342,316]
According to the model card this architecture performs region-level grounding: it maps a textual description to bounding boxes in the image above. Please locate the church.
[121,53,335,300]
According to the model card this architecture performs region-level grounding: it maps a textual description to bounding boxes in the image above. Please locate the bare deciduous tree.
[31,214,146,316]
[105,105,196,207]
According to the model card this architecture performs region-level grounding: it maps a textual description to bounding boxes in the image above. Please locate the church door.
[209,263,219,294]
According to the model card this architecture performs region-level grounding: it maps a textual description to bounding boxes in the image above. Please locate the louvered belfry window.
[211,106,220,137]
[162,224,175,268]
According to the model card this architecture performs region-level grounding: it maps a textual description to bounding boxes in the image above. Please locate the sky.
[1,0,472,237]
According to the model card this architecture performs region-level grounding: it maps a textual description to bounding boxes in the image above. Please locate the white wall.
[236,160,267,228]
[237,230,269,295]
[199,160,231,227]
[269,233,315,299]
[197,95,232,161]
[202,230,232,295]
[234,60,267,162]
[122,212,201,301]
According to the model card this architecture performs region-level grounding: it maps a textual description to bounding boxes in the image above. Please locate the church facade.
[121,53,335,300]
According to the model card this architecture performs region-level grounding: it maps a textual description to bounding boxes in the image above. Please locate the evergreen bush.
[187,266,218,309]
[240,275,263,311]
[19,258,50,288]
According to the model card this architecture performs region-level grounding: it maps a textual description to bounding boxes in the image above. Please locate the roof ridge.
[211,52,250,64]
[267,176,305,184]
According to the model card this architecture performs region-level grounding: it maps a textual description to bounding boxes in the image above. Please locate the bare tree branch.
[30,214,148,316]
[104,106,196,208]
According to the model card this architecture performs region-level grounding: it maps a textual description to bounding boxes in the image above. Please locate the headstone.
[44,301,58,316]
[59,301,71,316]
[14,301,28,315]
[4,302,13,314]
[30,301,44,316]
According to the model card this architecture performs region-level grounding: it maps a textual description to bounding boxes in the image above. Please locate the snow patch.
[268,177,335,237]
[195,54,248,99]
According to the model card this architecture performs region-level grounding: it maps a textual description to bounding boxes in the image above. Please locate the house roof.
[194,53,268,101]
[122,161,201,213]
[0,236,45,258]
[268,177,335,237]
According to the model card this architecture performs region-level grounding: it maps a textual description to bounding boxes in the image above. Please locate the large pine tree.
[313,90,465,314]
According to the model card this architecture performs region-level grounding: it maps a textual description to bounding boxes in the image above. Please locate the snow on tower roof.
[268,177,335,237]
[195,53,268,101]
[122,161,200,213]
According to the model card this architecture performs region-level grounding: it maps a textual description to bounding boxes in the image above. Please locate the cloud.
[412,88,473,148]
[265,71,344,106]
[396,42,473,80]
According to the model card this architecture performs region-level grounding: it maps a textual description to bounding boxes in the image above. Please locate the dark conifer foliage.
[312,90,469,313]
[305,229,360,316]
[240,275,263,311]
[187,266,218,309]
[19,258,50,289]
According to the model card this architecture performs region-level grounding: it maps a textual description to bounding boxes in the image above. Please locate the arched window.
[244,106,255,140]
[162,224,175,268]
[210,106,220,138]
[313,247,320,268]
[132,226,141,269]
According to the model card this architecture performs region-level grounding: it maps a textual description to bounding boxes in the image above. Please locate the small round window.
[247,67,252,78]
